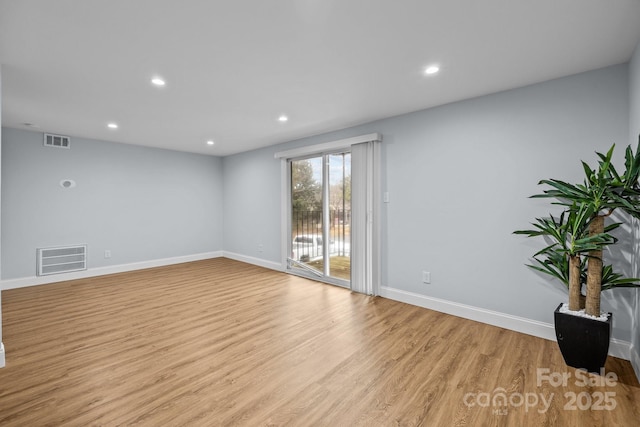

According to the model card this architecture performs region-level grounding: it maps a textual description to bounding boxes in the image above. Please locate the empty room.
[1,1,640,425]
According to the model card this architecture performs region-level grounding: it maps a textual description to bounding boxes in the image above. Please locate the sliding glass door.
[288,151,351,286]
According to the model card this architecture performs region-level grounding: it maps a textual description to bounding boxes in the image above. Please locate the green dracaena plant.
[516,139,640,315]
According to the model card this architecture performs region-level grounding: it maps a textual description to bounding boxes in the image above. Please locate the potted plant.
[515,141,640,372]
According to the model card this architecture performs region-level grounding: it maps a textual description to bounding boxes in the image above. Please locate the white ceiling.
[1,0,640,157]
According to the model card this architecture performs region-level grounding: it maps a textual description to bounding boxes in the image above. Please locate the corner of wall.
[629,39,640,383]
[632,217,640,380]
[1,63,5,368]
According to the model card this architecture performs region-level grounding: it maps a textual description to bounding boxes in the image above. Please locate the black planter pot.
[554,303,612,373]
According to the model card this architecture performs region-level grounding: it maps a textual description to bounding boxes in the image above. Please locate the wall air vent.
[43,133,71,149]
[37,245,87,276]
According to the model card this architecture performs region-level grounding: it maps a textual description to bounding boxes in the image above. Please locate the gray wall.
[223,64,634,342]
[629,41,640,380]
[223,149,283,262]
[1,128,223,280]
[1,66,3,349]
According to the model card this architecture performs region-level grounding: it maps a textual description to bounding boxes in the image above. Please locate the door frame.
[276,133,381,288]
[284,153,350,288]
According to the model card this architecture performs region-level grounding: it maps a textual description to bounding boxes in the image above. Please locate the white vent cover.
[43,133,71,149]
[37,245,87,276]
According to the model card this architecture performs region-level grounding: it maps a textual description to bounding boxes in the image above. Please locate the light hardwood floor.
[0,258,638,426]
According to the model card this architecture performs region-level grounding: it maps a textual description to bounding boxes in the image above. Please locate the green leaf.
[582,161,594,183]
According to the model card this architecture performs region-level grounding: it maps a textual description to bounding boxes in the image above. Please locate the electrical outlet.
[422,271,431,284]
[258,244,264,253]
[104,250,111,259]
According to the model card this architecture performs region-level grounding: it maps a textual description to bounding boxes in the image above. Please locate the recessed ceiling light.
[151,77,166,86]
[278,115,288,122]
[207,140,215,146]
[107,123,118,129]
[425,65,440,75]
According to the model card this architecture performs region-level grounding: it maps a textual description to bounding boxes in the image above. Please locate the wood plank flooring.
[0,258,638,426]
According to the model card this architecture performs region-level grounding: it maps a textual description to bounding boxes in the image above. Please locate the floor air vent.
[37,245,87,276]
[43,133,71,149]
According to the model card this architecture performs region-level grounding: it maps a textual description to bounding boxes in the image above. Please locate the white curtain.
[351,140,381,295]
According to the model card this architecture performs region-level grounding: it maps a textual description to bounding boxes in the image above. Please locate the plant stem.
[568,255,581,311]
[586,215,604,316]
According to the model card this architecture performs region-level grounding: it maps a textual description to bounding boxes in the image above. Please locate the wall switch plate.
[383,192,390,203]
[422,271,431,284]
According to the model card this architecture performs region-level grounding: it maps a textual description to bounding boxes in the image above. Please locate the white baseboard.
[379,286,631,361]
[1,251,223,290]
[610,338,631,361]
[0,343,5,368]
[222,251,283,272]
